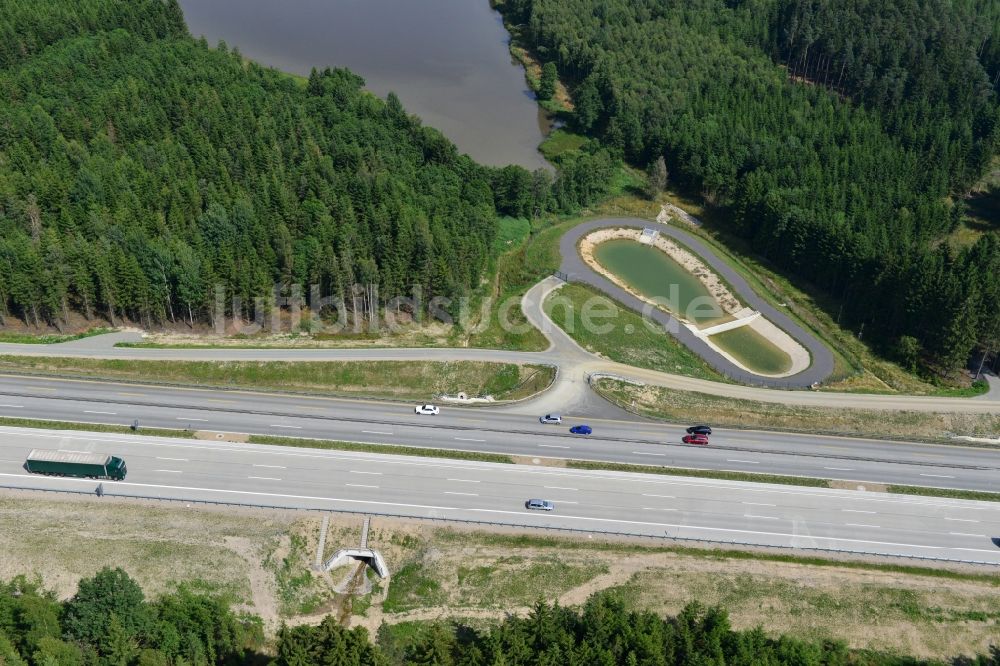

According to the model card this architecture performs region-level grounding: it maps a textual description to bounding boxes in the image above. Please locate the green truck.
[25,449,127,480]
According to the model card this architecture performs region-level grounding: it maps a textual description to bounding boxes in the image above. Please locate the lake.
[177,0,551,170]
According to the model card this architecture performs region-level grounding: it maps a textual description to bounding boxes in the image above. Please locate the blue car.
[569,425,592,435]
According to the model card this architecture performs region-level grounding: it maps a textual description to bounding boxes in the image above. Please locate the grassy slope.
[0,356,555,402]
[12,493,1000,659]
[0,328,112,344]
[652,193,985,395]
[594,378,1000,443]
[544,283,723,381]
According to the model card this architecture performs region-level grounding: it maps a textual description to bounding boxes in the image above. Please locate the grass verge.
[248,435,515,465]
[888,485,1000,503]
[430,529,1000,584]
[544,283,724,381]
[0,327,113,344]
[0,356,555,402]
[595,379,1000,443]
[0,415,193,439]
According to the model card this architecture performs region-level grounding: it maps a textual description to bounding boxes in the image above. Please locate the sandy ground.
[579,228,743,320]
[3,491,999,659]
[139,320,456,349]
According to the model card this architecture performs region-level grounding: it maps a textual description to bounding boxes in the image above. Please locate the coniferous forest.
[498,0,1000,374]
[3,569,1000,665]
[0,0,612,332]
[3,0,999,375]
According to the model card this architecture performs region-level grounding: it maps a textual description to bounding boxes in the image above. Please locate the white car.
[415,404,440,415]
[539,414,562,424]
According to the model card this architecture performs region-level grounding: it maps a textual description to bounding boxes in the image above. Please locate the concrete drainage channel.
[319,515,390,579]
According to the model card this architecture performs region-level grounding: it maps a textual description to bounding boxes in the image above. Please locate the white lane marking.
[950,532,987,538]
[945,517,979,523]
[545,486,577,491]
[444,491,478,496]
[632,451,666,456]
[454,437,486,442]
[156,457,188,462]
[727,459,759,464]
[0,404,24,408]
[350,470,382,476]
[346,483,378,489]
[362,430,393,435]
[824,467,854,471]
[447,478,480,483]
[83,410,117,415]
[553,500,578,504]
[248,476,281,481]
[538,444,570,449]
[2,429,993,515]
[744,514,779,520]
[155,469,183,474]
[177,417,208,422]
[920,473,955,479]
[642,493,675,498]
[7,471,998,555]
[253,464,286,469]
[843,509,876,514]
[643,507,677,511]
[270,424,302,429]
[742,502,776,506]
[845,523,880,528]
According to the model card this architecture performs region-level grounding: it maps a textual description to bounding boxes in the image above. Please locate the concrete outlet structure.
[319,516,390,578]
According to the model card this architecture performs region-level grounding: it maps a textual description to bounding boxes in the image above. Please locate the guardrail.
[2,482,996,567]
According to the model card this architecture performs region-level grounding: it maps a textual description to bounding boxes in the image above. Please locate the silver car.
[539,414,562,424]
[525,499,555,511]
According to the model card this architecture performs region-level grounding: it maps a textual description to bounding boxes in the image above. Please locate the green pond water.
[711,326,793,376]
[593,239,724,324]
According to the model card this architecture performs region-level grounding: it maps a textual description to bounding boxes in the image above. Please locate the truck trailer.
[25,449,127,480]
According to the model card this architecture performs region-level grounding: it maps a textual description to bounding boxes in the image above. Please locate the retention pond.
[592,239,725,325]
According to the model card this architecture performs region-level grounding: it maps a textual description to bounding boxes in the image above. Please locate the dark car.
[682,433,709,445]
[686,425,712,435]
[569,425,592,435]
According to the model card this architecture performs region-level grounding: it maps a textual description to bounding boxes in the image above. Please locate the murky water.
[177,0,551,170]
[593,239,725,324]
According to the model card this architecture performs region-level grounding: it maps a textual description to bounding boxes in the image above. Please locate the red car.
[682,433,709,445]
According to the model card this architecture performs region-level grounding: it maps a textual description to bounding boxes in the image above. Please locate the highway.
[2,426,998,564]
[2,374,1000,492]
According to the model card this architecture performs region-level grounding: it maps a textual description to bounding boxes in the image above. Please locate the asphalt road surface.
[2,427,998,564]
[2,374,999,492]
